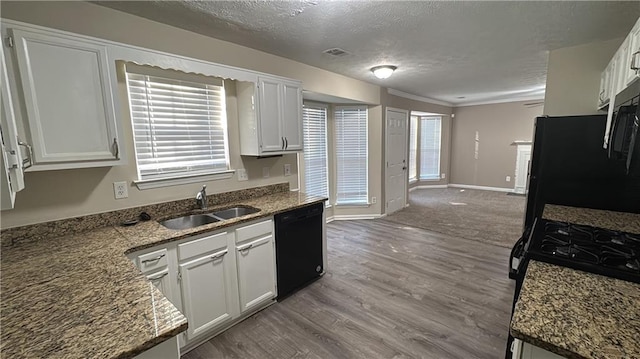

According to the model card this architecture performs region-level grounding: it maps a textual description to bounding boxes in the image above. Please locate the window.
[335,106,368,205]
[302,103,329,199]
[419,117,442,180]
[125,66,229,183]
[409,116,418,181]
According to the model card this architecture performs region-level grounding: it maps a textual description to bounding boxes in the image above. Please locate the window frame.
[418,116,442,181]
[302,102,330,202]
[124,64,234,190]
[334,105,369,206]
[409,115,419,182]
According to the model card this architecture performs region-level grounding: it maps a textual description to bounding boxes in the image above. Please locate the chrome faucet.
[195,185,207,210]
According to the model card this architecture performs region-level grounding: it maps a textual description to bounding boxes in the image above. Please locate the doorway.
[385,108,409,214]
[514,142,532,194]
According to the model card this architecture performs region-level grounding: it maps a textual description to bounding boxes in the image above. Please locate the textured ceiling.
[96,1,640,106]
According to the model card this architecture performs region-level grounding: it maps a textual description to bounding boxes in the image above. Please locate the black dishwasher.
[274,202,324,300]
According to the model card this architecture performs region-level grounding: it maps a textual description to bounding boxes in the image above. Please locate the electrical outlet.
[113,181,128,199]
[237,168,248,181]
[371,196,377,204]
[506,176,511,182]
[284,164,291,176]
[441,173,446,179]
[263,167,270,178]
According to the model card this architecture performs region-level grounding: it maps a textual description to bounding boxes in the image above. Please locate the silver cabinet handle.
[211,250,228,260]
[17,140,32,169]
[239,244,253,253]
[281,137,285,150]
[631,50,640,70]
[141,254,165,264]
[285,137,288,149]
[148,272,168,281]
[112,138,119,159]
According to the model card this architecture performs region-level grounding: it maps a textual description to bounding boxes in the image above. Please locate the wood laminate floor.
[182,219,515,359]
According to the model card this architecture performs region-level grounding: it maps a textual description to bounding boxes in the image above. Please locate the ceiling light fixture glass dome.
[371,65,397,79]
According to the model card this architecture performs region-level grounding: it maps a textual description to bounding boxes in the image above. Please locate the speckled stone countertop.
[510,205,640,359]
[1,189,326,359]
[544,204,640,234]
[511,261,640,359]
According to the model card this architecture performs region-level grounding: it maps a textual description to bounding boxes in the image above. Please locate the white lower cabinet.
[178,232,238,340]
[235,220,276,313]
[512,339,565,359]
[128,217,277,355]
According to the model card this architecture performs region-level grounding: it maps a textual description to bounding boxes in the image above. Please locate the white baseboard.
[409,184,448,192]
[448,184,514,193]
[331,214,385,221]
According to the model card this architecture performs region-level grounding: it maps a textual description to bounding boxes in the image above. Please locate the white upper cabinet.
[625,21,640,86]
[280,81,303,151]
[238,76,303,156]
[7,28,122,169]
[1,44,26,210]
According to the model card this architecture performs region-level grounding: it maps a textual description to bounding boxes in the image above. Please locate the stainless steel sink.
[210,206,260,220]
[159,214,220,230]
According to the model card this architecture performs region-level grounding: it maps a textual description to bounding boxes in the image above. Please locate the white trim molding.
[454,95,544,107]
[387,88,453,107]
[409,184,448,192]
[331,214,386,221]
[448,184,513,193]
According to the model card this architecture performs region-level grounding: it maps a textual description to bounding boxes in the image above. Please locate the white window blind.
[419,117,441,180]
[335,106,368,205]
[302,104,329,199]
[126,70,229,181]
[409,116,418,181]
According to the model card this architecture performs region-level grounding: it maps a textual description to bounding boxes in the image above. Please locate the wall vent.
[323,48,349,56]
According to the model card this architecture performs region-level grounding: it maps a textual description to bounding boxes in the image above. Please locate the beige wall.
[543,38,622,116]
[0,1,385,227]
[450,101,542,189]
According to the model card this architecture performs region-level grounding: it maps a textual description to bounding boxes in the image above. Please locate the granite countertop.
[1,190,326,359]
[543,204,640,234]
[510,204,640,359]
[511,261,640,359]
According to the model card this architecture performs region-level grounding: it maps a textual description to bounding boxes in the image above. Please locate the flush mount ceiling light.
[371,65,397,79]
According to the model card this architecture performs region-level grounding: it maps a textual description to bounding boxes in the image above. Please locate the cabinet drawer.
[137,248,168,273]
[236,220,272,243]
[178,231,228,261]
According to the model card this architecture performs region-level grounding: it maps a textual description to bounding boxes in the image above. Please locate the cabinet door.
[236,234,276,313]
[1,44,25,210]
[626,24,640,86]
[258,78,283,152]
[179,247,236,340]
[11,29,119,164]
[281,82,303,151]
[146,268,174,304]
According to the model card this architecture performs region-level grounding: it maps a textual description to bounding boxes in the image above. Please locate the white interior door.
[514,144,532,194]
[385,108,408,214]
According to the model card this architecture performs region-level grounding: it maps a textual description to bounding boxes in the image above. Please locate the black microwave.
[608,103,640,177]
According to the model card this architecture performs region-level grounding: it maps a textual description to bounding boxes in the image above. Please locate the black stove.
[526,219,640,283]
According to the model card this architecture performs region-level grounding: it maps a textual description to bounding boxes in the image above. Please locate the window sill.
[334,203,370,208]
[419,177,441,182]
[134,170,235,190]
[409,178,418,184]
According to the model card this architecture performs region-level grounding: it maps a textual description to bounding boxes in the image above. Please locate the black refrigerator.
[523,114,640,229]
